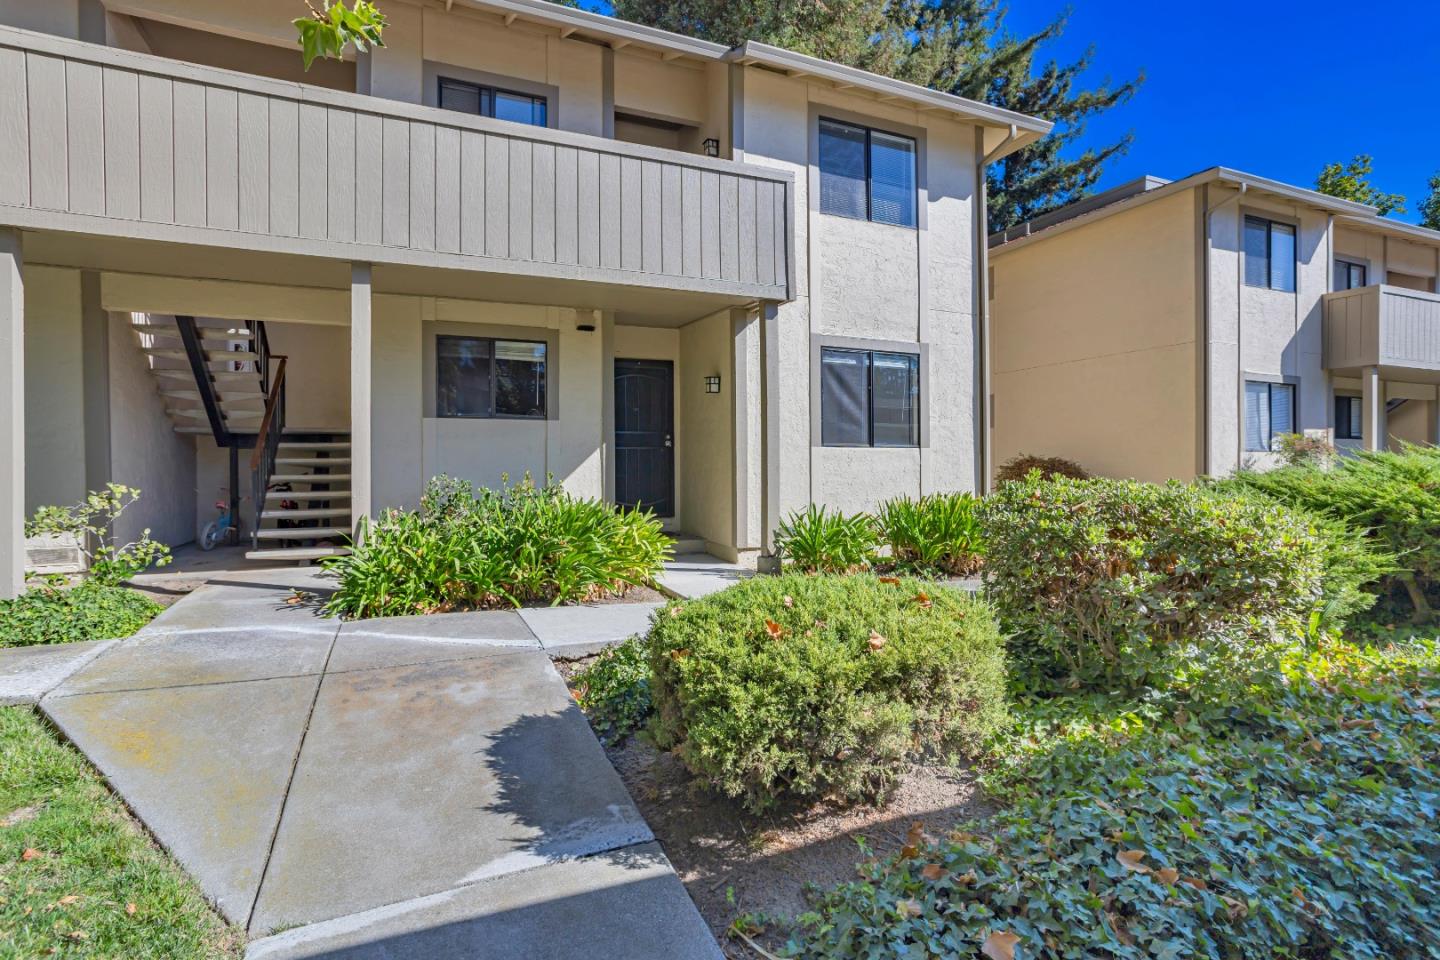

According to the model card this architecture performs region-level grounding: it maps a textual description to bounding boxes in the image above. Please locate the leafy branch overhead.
[293,1,386,71]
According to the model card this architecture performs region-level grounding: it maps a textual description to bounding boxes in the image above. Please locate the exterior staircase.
[127,312,353,564]
[248,434,354,562]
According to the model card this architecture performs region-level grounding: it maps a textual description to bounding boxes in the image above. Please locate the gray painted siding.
[0,27,792,301]
[1324,285,1440,372]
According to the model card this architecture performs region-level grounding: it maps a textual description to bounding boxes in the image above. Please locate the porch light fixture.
[702,138,720,158]
[704,374,721,394]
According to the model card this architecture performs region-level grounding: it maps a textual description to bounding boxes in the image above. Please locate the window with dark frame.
[1334,259,1368,291]
[1243,216,1297,292]
[438,77,548,127]
[1244,380,1295,451]
[1334,395,1363,440]
[818,118,917,228]
[820,347,920,447]
[436,336,547,419]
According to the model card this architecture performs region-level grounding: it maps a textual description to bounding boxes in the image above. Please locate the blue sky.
[998,0,1440,222]
[585,0,1440,223]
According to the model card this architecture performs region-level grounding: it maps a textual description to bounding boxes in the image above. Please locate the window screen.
[1244,380,1295,451]
[1244,216,1297,292]
[437,336,547,419]
[818,118,917,228]
[1334,395,1362,439]
[820,347,920,447]
[438,77,547,127]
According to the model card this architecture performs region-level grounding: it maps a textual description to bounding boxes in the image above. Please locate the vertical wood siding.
[0,37,791,300]
[1325,286,1440,371]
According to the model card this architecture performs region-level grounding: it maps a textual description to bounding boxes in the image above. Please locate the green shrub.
[979,474,1328,690]
[774,505,879,574]
[875,492,984,577]
[324,475,670,618]
[571,635,653,744]
[0,581,161,648]
[994,453,1089,484]
[646,573,1007,812]
[787,638,1440,959]
[24,484,171,585]
[1225,446,1440,623]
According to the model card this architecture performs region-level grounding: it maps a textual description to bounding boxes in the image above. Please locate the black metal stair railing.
[249,354,288,551]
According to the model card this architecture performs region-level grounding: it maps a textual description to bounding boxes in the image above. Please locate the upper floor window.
[438,77,547,128]
[820,347,920,447]
[1334,259,1368,291]
[436,336,547,419]
[818,118,917,228]
[1244,380,1295,451]
[1243,216,1297,292]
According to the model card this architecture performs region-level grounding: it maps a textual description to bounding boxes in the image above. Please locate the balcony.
[0,25,793,308]
[1324,284,1440,382]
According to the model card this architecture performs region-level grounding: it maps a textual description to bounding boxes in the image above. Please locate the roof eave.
[453,0,730,60]
[727,41,1053,138]
[1334,213,1440,245]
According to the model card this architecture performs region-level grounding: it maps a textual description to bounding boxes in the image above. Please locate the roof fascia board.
[454,0,729,60]
[727,41,1053,139]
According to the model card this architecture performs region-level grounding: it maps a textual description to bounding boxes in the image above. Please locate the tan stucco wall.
[990,188,1199,482]
[23,266,87,515]
[677,310,734,553]
[265,322,350,430]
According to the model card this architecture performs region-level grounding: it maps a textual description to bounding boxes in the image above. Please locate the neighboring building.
[0,0,1049,595]
[988,168,1440,483]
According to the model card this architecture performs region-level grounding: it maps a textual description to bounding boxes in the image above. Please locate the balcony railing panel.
[1325,284,1440,374]
[0,26,793,301]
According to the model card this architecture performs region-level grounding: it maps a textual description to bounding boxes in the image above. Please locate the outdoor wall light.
[704,374,722,394]
[702,138,720,158]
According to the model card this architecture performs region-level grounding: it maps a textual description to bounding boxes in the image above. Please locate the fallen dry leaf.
[867,630,887,652]
[764,619,785,640]
[65,931,87,942]
[56,895,79,907]
[20,848,41,862]
[1154,867,1179,885]
[898,899,923,918]
[981,930,1021,960]
[668,604,685,617]
[878,576,901,585]
[899,821,926,859]
[914,592,932,609]
[1116,849,1150,874]
[782,595,794,608]
[669,647,690,661]
[125,903,137,916]
[1220,894,1247,920]
[920,863,945,881]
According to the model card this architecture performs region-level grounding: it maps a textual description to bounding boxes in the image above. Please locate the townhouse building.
[0,0,1049,595]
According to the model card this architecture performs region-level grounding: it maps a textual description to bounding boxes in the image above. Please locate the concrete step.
[666,534,707,554]
[245,546,351,561]
[274,457,352,467]
[261,507,352,520]
[268,474,352,484]
[277,441,351,451]
[255,526,349,540]
[266,490,350,501]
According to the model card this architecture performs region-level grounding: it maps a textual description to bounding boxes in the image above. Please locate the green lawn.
[0,708,241,959]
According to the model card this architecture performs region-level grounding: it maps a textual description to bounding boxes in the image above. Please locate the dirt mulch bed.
[557,658,991,958]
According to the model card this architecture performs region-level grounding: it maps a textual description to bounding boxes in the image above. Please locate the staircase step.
[174,426,212,434]
[162,390,267,403]
[266,490,351,501]
[245,546,351,561]
[143,347,260,361]
[274,457,352,467]
[277,441,351,451]
[268,474,352,484]
[260,507,352,520]
[255,526,349,540]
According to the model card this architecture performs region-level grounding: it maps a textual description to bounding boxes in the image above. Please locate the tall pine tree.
[609,0,1142,230]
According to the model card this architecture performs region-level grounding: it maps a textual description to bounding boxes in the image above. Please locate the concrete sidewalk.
[25,571,721,959]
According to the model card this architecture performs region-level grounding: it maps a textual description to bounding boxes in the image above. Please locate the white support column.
[0,229,23,599]
[1361,365,1383,452]
[1428,391,1440,447]
[759,301,781,558]
[350,263,373,529]
[731,306,762,552]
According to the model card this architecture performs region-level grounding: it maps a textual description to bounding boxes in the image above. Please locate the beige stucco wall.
[991,188,1199,482]
[107,313,196,548]
[265,322,350,430]
[677,310,733,553]
[23,266,87,515]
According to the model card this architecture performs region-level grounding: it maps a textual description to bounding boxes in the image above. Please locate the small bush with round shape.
[875,492,984,577]
[979,474,1328,690]
[646,573,1007,813]
[773,504,879,574]
[994,453,1089,485]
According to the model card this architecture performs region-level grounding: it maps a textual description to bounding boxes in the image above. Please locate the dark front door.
[614,359,674,516]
